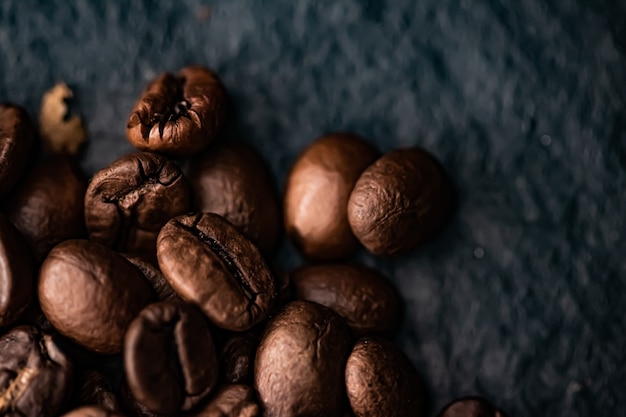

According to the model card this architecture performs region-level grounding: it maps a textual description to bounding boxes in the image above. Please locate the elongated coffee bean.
[0,103,34,197]
[437,397,508,417]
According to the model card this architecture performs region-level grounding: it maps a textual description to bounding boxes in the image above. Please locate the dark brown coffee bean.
[0,103,35,197]
[119,381,166,417]
[124,301,218,414]
[437,397,508,417]
[79,370,121,412]
[187,141,281,254]
[220,333,258,384]
[190,384,259,417]
[254,301,352,417]
[39,240,155,354]
[157,213,276,331]
[0,214,34,326]
[284,133,379,260]
[124,255,179,301]
[0,325,73,417]
[348,147,453,256]
[61,406,126,417]
[7,156,87,260]
[345,336,426,417]
[291,264,401,336]
[84,152,190,255]
[126,66,228,158]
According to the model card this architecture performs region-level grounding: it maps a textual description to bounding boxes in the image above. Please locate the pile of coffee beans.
[0,66,509,417]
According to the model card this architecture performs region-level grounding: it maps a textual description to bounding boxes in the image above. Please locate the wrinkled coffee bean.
[187,141,281,254]
[0,325,73,417]
[157,213,276,331]
[39,240,155,353]
[348,147,453,256]
[190,384,259,417]
[8,156,87,260]
[291,264,401,336]
[61,406,126,417]
[126,66,228,158]
[345,336,426,417]
[284,133,379,260]
[255,301,352,417]
[124,255,179,301]
[0,103,35,197]
[84,152,190,255]
[79,370,121,412]
[0,214,34,326]
[437,397,508,417]
[124,301,218,414]
[220,333,258,384]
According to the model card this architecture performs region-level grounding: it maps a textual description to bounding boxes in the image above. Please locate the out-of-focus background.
[1,1,625,416]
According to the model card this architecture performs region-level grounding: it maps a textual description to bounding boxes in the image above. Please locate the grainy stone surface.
[1,1,624,416]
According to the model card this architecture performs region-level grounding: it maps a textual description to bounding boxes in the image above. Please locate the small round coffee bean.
[254,301,352,417]
[0,103,35,197]
[437,397,508,417]
[79,370,121,412]
[7,156,87,260]
[345,336,426,417]
[124,255,179,301]
[85,152,190,255]
[124,301,218,414]
[60,406,126,417]
[220,333,258,384]
[348,147,453,256]
[0,325,73,417]
[189,384,259,417]
[39,240,155,353]
[291,264,401,336]
[187,141,281,254]
[157,213,276,331]
[284,133,379,260]
[126,66,228,158]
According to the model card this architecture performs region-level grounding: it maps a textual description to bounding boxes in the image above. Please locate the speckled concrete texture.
[1,1,624,416]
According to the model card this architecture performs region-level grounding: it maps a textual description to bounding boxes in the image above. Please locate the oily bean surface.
[437,397,509,417]
[189,384,259,417]
[0,103,34,197]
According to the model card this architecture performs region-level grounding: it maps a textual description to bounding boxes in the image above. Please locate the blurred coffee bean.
[436,397,508,417]
[0,103,35,197]
[189,384,259,417]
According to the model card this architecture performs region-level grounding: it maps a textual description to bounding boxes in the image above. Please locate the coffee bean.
[189,384,259,417]
[0,214,34,326]
[79,370,122,412]
[60,406,126,417]
[187,141,281,254]
[124,301,218,414]
[0,325,73,417]
[84,152,190,256]
[345,336,426,417]
[119,381,166,417]
[291,264,401,336]
[220,333,258,384]
[157,213,276,332]
[347,147,453,256]
[124,255,179,301]
[284,133,379,260]
[126,66,228,158]
[7,156,87,260]
[39,240,155,353]
[437,397,508,417]
[254,301,352,417]
[0,103,35,197]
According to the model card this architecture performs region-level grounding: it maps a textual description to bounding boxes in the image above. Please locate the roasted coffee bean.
[220,333,258,384]
[348,147,453,256]
[39,240,155,353]
[126,66,228,158]
[7,156,87,260]
[84,152,190,255]
[124,301,218,414]
[345,336,426,417]
[119,381,165,417]
[0,214,34,326]
[254,301,352,417]
[291,264,401,336]
[187,141,281,254]
[79,370,121,412]
[190,384,259,417]
[437,397,508,417]
[0,103,35,197]
[61,406,126,417]
[0,325,73,417]
[157,213,276,331]
[284,133,379,260]
[124,255,179,301]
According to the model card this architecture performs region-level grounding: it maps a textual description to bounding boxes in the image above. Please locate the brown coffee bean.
[84,152,190,255]
[124,255,179,301]
[38,240,155,354]
[124,301,218,414]
[345,336,426,417]
[291,264,401,336]
[187,141,281,254]
[157,213,276,332]
[119,381,166,417]
[0,325,73,417]
[254,301,352,417]
[220,333,258,384]
[79,370,121,412]
[348,147,453,256]
[60,406,126,417]
[284,133,379,260]
[437,397,508,417]
[0,103,35,197]
[7,156,87,260]
[190,384,259,417]
[126,66,228,158]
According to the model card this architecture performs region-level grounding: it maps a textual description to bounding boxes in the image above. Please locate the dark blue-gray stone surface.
[1,1,624,416]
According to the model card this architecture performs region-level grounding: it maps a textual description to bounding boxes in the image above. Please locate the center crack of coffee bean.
[0,367,39,413]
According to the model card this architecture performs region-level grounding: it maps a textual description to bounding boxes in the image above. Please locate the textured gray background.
[1,1,625,416]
